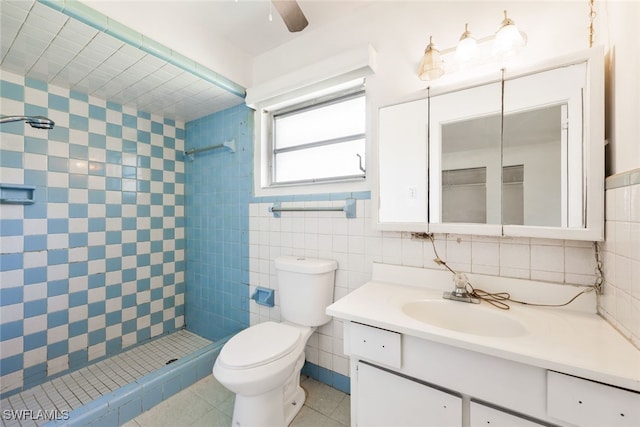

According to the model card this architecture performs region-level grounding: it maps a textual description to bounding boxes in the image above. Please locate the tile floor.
[124,375,350,427]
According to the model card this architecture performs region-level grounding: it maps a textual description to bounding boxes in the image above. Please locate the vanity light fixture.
[493,10,526,57]
[417,10,527,81]
[455,23,478,63]
[418,36,445,81]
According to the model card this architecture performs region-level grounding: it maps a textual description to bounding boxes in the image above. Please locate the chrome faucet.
[443,273,480,304]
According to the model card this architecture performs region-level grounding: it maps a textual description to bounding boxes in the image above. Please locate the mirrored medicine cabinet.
[376,47,604,241]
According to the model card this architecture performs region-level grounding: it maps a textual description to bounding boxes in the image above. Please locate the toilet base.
[230,354,307,427]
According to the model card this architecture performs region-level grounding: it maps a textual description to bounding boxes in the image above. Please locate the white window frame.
[268,87,366,187]
[253,80,371,197]
[249,45,376,198]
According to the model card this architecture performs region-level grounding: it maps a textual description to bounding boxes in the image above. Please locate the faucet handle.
[453,272,468,290]
[444,272,480,304]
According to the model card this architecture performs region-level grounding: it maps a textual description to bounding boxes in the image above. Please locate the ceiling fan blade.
[271,0,309,32]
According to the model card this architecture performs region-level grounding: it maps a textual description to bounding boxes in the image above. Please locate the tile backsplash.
[248,198,600,381]
[0,71,185,398]
[600,171,640,348]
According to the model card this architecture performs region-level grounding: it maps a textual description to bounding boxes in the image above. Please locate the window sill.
[253,177,370,199]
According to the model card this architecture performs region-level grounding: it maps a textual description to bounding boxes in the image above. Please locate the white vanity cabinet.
[344,321,639,427]
[328,266,640,427]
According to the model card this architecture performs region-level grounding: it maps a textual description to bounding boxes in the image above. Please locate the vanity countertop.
[327,277,640,392]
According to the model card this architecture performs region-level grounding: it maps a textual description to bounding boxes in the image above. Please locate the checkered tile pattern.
[0,70,186,399]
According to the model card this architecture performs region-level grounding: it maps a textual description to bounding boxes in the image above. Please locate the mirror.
[502,105,563,226]
[440,112,502,225]
[429,80,503,235]
[503,63,588,230]
[429,49,603,240]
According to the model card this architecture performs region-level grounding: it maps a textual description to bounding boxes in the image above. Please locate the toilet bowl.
[213,322,313,426]
[212,256,338,427]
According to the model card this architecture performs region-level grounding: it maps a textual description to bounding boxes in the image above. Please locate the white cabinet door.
[377,98,429,231]
[470,401,550,427]
[428,80,503,236]
[356,362,461,427]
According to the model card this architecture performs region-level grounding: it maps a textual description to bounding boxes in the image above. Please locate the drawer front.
[349,322,401,369]
[470,401,550,427]
[547,371,640,427]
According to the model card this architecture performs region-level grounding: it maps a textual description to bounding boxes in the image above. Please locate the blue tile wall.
[184,105,252,341]
[0,71,186,399]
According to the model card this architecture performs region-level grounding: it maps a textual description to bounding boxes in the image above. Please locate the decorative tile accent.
[0,71,186,398]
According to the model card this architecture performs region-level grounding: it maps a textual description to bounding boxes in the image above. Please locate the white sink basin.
[402,299,527,337]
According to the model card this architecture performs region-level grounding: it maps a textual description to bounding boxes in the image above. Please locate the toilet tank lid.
[275,256,338,274]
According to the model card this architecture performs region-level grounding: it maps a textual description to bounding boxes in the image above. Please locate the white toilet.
[212,256,338,427]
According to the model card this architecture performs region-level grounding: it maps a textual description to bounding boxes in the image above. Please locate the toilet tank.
[275,256,338,327]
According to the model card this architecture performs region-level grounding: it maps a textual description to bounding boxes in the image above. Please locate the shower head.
[0,115,55,129]
[25,116,55,129]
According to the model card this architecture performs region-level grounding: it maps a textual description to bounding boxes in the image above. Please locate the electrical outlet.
[408,186,417,199]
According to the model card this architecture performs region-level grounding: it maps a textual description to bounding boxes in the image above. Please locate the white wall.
[247,1,640,374]
[253,2,591,103]
[598,0,640,174]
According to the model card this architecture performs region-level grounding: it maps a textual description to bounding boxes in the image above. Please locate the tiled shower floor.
[0,330,212,427]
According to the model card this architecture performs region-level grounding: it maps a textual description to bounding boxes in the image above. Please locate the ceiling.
[86,0,371,57]
[0,0,369,122]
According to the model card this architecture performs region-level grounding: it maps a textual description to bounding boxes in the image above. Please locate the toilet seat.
[217,322,301,370]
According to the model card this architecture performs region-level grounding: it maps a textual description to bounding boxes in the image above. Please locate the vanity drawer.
[547,371,640,427]
[349,322,401,369]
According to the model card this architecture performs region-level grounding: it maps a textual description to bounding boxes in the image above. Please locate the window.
[269,90,366,185]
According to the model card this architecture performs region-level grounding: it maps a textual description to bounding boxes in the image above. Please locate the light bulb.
[494,10,525,57]
[456,23,478,63]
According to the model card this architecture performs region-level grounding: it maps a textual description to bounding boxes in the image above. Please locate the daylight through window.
[271,91,366,185]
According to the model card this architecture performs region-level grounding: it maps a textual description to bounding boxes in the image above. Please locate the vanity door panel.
[501,48,604,240]
[377,98,429,231]
[356,361,461,427]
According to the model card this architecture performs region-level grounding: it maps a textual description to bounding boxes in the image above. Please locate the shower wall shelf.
[270,198,356,219]
[0,184,36,205]
[184,139,235,161]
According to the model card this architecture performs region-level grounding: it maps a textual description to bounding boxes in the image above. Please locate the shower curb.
[46,337,229,427]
